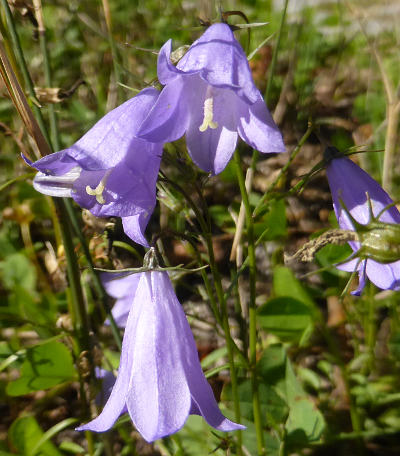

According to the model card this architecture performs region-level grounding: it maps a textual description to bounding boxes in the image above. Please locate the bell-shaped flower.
[138,23,285,175]
[24,88,163,246]
[77,271,244,442]
[326,150,400,295]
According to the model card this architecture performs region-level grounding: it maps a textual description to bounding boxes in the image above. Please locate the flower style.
[24,88,163,246]
[77,271,244,442]
[326,151,400,295]
[138,22,285,175]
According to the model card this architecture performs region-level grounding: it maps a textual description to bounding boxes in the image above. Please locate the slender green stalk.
[234,150,265,455]
[57,202,91,349]
[253,124,313,218]
[365,283,376,374]
[161,176,244,453]
[63,200,122,350]
[101,0,123,103]
[1,0,51,146]
[33,0,61,150]
[251,0,289,175]
[382,104,399,193]
[318,321,364,453]
[264,0,289,104]
[232,0,290,269]
[2,0,95,422]
[205,229,244,456]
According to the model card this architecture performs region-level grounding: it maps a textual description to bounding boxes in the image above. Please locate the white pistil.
[199,89,218,132]
[86,170,112,205]
[33,167,81,198]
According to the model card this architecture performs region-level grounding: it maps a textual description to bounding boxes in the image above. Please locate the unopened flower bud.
[357,220,400,264]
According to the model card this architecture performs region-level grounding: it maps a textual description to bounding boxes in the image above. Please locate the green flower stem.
[2,0,94,419]
[63,200,122,350]
[204,229,244,456]
[242,0,289,195]
[161,176,244,453]
[1,0,89,343]
[56,201,91,351]
[318,322,364,452]
[159,177,222,324]
[234,150,265,455]
[33,0,61,151]
[101,0,123,103]
[1,0,51,146]
[232,0,289,272]
[264,0,289,105]
[366,283,376,374]
[253,123,313,218]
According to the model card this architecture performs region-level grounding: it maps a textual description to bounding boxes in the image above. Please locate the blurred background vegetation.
[1,0,400,455]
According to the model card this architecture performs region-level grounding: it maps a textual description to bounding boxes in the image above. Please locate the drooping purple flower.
[102,272,140,328]
[24,88,163,246]
[77,271,244,442]
[138,23,285,175]
[326,151,400,295]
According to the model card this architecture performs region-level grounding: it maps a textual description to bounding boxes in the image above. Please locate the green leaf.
[284,358,325,445]
[255,198,287,240]
[257,297,313,343]
[0,253,36,292]
[174,415,225,455]
[201,346,228,369]
[29,418,78,456]
[9,416,62,456]
[58,441,85,454]
[273,266,315,309]
[238,416,281,456]
[223,379,288,425]
[6,341,76,396]
[209,205,235,231]
[59,440,85,454]
[257,344,287,386]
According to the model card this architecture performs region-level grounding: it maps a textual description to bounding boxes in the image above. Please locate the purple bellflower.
[326,150,400,295]
[138,23,285,175]
[24,88,162,246]
[77,271,244,442]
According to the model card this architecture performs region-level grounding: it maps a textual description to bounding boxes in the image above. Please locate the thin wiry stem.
[1,0,94,419]
[234,150,265,455]
[347,1,399,193]
[101,0,123,104]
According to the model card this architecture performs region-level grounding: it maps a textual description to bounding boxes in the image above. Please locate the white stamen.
[199,88,218,132]
[86,170,112,205]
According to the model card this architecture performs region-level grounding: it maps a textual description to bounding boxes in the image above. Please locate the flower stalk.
[234,150,265,455]
[0,0,94,419]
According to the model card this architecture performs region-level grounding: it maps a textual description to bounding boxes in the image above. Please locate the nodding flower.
[138,22,285,175]
[77,271,245,442]
[24,88,163,247]
[325,149,400,295]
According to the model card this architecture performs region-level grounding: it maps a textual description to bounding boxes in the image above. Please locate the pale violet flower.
[138,23,285,175]
[326,149,400,295]
[77,271,244,442]
[24,88,162,246]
